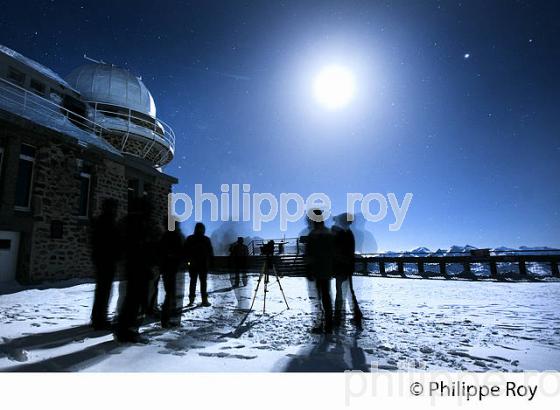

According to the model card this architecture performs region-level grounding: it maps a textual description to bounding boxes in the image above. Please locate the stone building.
[0,45,177,283]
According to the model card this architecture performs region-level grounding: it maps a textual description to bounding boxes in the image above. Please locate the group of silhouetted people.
[90,197,214,343]
[304,210,362,334]
[90,199,360,343]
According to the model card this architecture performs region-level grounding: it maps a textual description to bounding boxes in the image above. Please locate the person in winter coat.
[159,220,185,327]
[90,198,121,330]
[332,213,362,329]
[183,222,214,307]
[229,237,249,288]
[115,197,160,343]
[305,210,335,333]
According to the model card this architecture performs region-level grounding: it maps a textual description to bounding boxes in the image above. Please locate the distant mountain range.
[381,245,560,256]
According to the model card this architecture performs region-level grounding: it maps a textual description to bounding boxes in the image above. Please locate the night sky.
[1,0,559,251]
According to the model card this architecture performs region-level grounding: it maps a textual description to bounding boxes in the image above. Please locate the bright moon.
[313,65,356,110]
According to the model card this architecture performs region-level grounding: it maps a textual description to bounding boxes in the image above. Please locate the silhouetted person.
[350,212,378,254]
[262,239,275,272]
[90,198,121,330]
[305,210,335,333]
[145,263,162,318]
[229,237,249,288]
[146,217,163,317]
[145,226,164,319]
[159,220,185,328]
[300,215,320,326]
[332,213,362,328]
[184,222,214,307]
[115,197,160,343]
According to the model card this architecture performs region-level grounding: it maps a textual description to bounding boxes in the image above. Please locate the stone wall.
[148,175,174,229]
[26,148,176,282]
[93,158,129,220]
[28,142,128,281]
[0,113,177,283]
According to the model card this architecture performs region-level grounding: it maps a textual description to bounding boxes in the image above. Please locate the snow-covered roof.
[0,44,80,94]
[0,79,121,156]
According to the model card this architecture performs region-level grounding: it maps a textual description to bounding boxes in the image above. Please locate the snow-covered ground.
[0,275,559,372]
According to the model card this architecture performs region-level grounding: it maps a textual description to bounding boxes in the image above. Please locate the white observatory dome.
[66,63,156,118]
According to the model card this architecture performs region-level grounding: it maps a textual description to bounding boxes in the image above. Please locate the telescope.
[260,240,275,257]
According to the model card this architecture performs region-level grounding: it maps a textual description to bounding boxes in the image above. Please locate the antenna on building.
[83,54,106,64]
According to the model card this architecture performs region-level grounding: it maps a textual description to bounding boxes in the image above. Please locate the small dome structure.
[66,64,156,117]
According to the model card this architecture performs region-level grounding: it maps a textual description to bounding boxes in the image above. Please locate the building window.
[0,239,11,250]
[15,144,36,210]
[78,172,91,218]
[7,66,26,86]
[0,146,4,180]
[30,78,46,96]
[51,221,63,239]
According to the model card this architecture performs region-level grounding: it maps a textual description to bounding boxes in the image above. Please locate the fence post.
[518,259,527,276]
[551,261,559,278]
[379,260,386,276]
[397,261,405,277]
[439,261,447,277]
[490,260,498,279]
[418,261,425,275]
[463,262,471,275]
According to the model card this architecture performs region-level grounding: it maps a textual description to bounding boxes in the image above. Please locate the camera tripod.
[248,256,290,314]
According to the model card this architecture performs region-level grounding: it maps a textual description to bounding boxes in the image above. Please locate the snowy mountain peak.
[410,247,431,254]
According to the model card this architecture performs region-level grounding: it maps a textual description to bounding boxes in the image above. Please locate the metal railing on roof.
[0,77,175,166]
[0,77,112,137]
[87,101,175,156]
